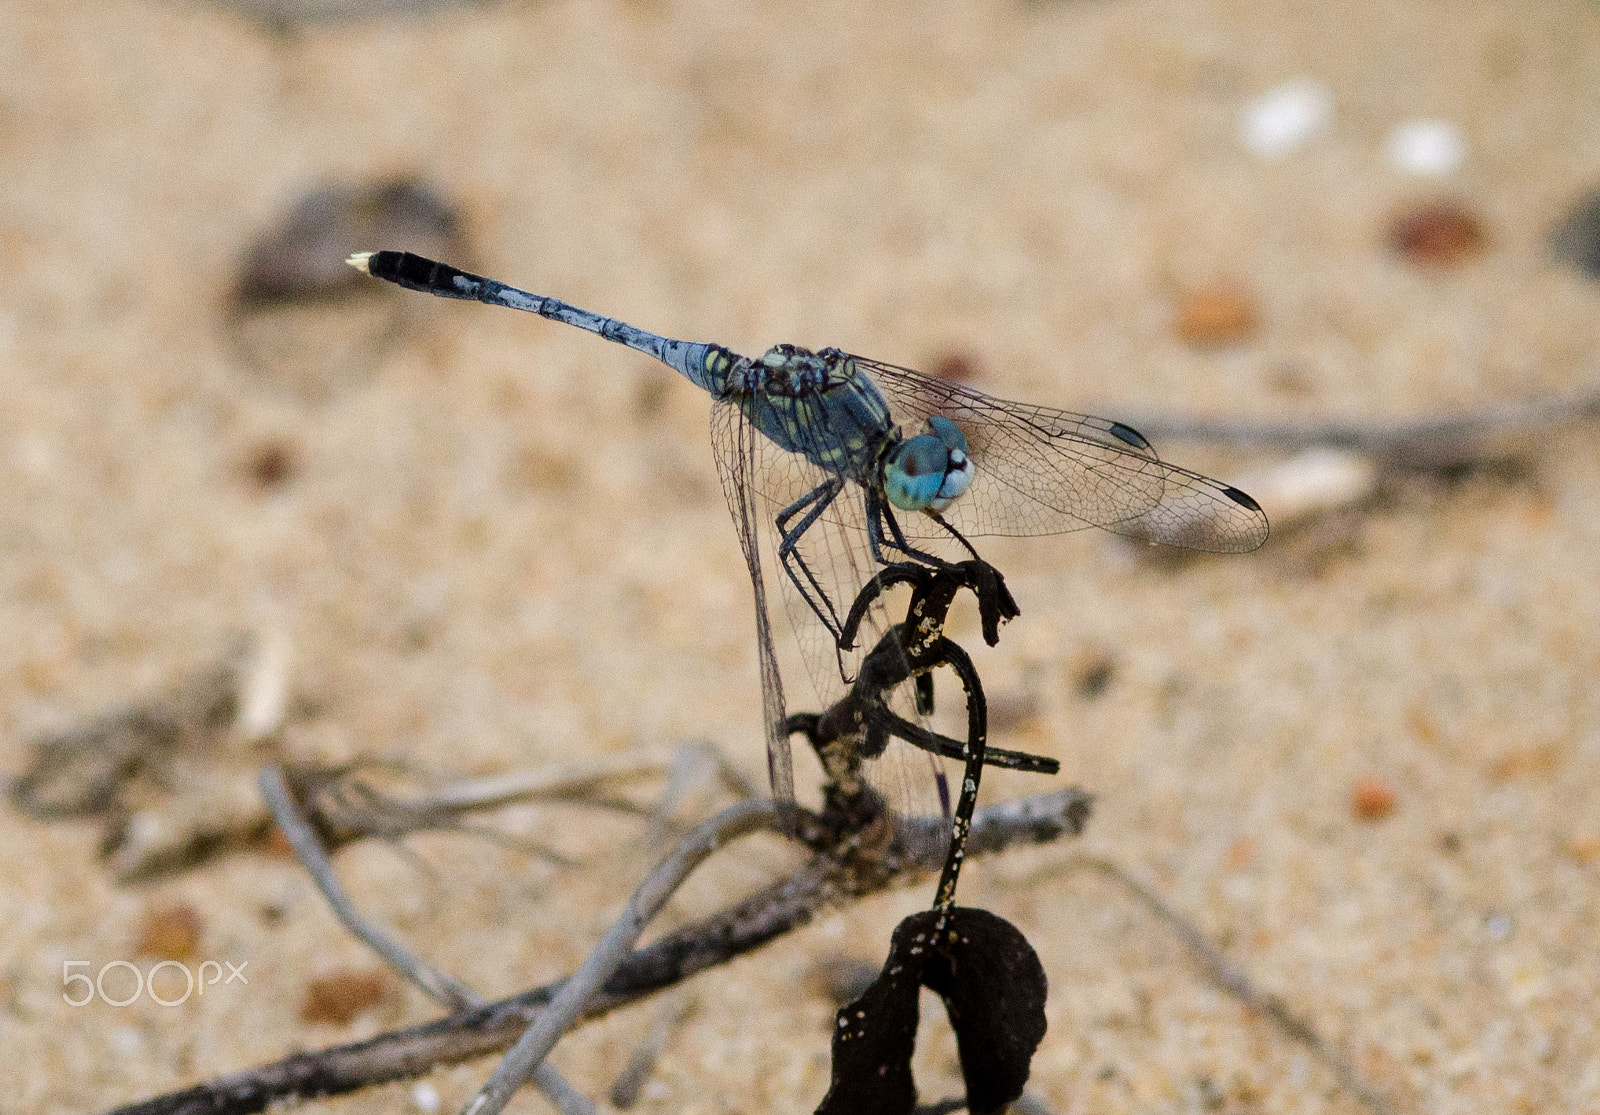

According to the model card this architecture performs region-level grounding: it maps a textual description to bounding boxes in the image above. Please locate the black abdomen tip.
[365,250,478,298]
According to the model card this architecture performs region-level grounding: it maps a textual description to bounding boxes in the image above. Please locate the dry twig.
[461,799,789,1115]
[1123,381,1600,473]
[261,765,598,1114]
[104,789,1091,1115]
[260,765,480,1012]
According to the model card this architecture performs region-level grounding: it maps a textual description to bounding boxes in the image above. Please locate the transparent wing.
[709,399,795,805]
[855,358,1270,553]
[710,394,947,819]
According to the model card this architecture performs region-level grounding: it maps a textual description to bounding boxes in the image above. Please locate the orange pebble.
[1226,836,1256,869]
[299,970,391,1026]
[264,823,296,858]
[136,904,203,961]
[1175,286,1258,347]
[1351,777,1396,821]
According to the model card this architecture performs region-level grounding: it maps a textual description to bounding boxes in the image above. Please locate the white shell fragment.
[237,628,292,742]
[1232,448,1378,530]
[1385,119,1467,176]
[1239,79,1334,159]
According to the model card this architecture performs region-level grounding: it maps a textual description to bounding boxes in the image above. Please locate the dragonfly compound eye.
[884,436,948,511]
[884,429,974,513]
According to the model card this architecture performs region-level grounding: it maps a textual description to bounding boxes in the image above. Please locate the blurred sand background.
[4,0,1600,1111]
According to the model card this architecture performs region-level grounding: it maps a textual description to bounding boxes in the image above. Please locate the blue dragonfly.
[349,251,1269,807]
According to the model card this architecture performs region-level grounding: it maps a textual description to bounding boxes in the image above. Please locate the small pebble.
[1548,187,1600,280]
[1068,647,1115,700]
[242,440,297,490]
[1226,836,1255,870]
[1386,119,1467,176]
[1239,78,1333,159]
[236,629,292,743]
[1490,744,1558,781]
[1485,913,1513,941]
[136,903,204,961]
[299,969,391,1026]
[508,444,580,494]
[1351,777,1396,821]
[411,1081,441,1114]
[1174,285,1258,347]
[264,823,296,858]
[1566,837,1599,865]
[1229,449,1377,532]
[1387,200,1486,266]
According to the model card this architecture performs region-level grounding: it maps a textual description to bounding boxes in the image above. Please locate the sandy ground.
[4,0,1600,1112]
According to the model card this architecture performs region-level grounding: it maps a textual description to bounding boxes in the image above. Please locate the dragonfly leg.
[868,494,958,570]
[775,477,850,642]
[925,510,983,562]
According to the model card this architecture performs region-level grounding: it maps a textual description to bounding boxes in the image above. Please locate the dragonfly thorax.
[882,415,974,514]
[728,344,898,485]
[744,343,844,395]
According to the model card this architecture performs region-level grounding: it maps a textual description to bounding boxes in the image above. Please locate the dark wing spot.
[1220,485,1262,512]
[1107,421,1153,452]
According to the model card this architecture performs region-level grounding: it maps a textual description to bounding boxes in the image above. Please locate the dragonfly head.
[883,415,974,513]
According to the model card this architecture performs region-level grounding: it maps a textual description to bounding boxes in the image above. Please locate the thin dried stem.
[1121,381,1600,472]
[260,766,595,1114]
[461,799,790,1115]
[260,765,481,1012]
[105,789,1091,1115]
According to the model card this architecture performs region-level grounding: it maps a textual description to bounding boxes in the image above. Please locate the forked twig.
[293,753,686,848]
[260,766,596,1115]
[105,789,1092,1115]
[260,766,480,1012]
[460,799,790,1115]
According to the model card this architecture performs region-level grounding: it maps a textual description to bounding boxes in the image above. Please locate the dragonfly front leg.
[867,492,963,570]
[775,476,851,644]
[925,510,984,562]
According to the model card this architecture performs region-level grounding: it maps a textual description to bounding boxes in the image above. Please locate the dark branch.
[103,789,1091,1115]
